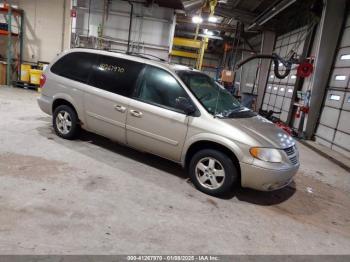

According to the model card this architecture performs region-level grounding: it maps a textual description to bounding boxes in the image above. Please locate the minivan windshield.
[177,71,256,118]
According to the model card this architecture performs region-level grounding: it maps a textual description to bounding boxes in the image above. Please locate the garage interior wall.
[315,11,350,158]
[239,34,263,96]
[3,0,71,63]
[72,0,175,60]
[262,27,307,122]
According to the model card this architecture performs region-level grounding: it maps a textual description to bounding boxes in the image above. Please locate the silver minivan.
[37,48,299,196]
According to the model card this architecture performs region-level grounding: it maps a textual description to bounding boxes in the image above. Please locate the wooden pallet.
[13,80,39,90]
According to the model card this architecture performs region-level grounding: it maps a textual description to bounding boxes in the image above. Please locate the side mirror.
[176,97,196,115]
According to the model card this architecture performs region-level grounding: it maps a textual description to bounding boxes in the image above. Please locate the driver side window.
[134,65,190,112]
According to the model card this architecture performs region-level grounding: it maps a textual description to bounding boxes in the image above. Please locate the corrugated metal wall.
[315,13,350,158]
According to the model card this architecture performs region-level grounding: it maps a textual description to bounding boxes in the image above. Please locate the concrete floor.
[0,86,350,255]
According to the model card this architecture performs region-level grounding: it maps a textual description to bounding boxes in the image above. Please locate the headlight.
[249,147,282,163]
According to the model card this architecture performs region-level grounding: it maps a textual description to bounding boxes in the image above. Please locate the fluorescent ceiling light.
[203,29,214,36]
[192,15,203,24]
[208,16,218,23]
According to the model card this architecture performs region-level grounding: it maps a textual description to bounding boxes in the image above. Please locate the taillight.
[40,74,46,88]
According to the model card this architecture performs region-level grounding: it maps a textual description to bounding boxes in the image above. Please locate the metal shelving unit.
[0,4,23,85]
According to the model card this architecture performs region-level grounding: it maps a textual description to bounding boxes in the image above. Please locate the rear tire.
[189,149,238,196]
[53,105,80,140]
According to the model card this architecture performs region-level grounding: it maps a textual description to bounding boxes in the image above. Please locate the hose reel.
[234,52,300,79]
[297,60,314,78]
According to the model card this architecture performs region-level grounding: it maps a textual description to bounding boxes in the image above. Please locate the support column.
[61,0,72,51]
[304,0,347,139]
[6,4,12,86]
[256,30,276,111]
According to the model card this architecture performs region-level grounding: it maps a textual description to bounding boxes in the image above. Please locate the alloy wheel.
[195,157,226,190]
[55,111,72,135]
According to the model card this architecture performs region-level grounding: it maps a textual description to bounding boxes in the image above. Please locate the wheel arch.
[52,98,75,112]
[183,140,241,179]
[52,95,81,122]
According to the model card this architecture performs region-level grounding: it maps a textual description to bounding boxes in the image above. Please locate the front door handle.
[114,105,126,113]
[130,109,143,118]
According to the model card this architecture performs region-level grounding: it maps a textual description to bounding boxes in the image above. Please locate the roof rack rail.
[74,47,167,63]
[104,48,125,53]
[129,52,166,62]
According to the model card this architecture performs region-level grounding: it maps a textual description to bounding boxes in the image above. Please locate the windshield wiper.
[227,107,257,118]
[230,106,245,112]
[214,106,241,118]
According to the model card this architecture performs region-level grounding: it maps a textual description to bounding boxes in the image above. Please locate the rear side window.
[51,52,97,83]
[88,55,144,96]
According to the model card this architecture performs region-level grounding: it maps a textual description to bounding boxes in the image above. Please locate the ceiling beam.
[232,0,243,8]
[242,36,257,52]
[247,0,297,30]
[249,0,264,12]
[215,7,256,23]
[176,17,237,32]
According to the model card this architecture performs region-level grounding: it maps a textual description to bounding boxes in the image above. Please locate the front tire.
[53,105,80,140]
[189,149,238,196]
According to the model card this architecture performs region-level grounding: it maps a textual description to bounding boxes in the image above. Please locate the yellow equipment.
[29,69,42,85]
[20,64,31,82]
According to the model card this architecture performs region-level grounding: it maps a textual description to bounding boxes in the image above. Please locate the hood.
[221,115,295,149]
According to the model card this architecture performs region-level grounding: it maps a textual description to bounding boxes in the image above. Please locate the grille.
[284,146,295,156]
[289,156,298,165]
[284,146,299,165]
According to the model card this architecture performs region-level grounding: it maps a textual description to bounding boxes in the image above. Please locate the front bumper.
[240,162,299,191]
[37,95,53,115]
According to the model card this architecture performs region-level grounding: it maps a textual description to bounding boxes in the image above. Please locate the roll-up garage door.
[315,13,350,158]
[261,27,307,122]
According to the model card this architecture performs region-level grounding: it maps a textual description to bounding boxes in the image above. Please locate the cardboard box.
[221,69,235,83]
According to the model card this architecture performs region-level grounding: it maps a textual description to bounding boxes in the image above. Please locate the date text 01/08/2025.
[126,255,220,261]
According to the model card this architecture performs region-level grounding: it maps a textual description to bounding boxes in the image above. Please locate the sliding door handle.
[130,109,143,118]
[114,105,126,113]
